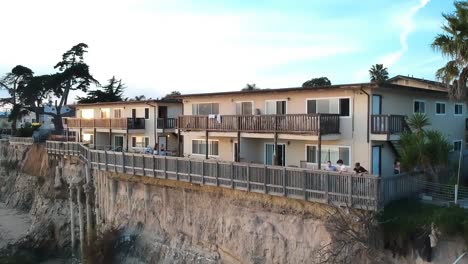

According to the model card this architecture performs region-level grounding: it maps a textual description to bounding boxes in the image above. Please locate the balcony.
[157,118,177,130]
[371,115,409,140]
[65,118,146,130]
[178,114,340,135]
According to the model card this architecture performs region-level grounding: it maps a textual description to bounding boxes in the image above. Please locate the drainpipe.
[360,87,370,143]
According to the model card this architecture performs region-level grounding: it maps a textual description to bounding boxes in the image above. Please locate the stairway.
[388,118,411,158]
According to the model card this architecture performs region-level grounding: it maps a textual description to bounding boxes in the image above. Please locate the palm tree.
[431,1,468,100]
[242,83,258,91]
[369,64,389,84]
[407,113,430,135]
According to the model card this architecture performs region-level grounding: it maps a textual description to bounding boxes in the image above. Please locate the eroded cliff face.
[94,170,332,264]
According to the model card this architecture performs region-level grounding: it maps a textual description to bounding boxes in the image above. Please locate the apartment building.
[177,76,466,176]
[65,99,182,153]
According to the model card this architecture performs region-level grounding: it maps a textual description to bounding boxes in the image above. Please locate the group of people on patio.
[323,159,368,175]
[144,143,167,156]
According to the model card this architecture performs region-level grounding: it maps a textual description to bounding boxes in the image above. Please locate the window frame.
[455,103,464,116]
[305,96,352,118]
[453,140,463,152]
[304,144,351,166]
[191,139,219,157]
[131,136,150,148]
[144,108,150,119]
[234,100,254,115]
[192,102,220,115]
[435,102,446,116]
[113,108,123,118]
[413,100,426,114]
[264,99,288,115]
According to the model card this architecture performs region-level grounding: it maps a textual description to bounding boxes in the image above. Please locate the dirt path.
[0,202,31,248]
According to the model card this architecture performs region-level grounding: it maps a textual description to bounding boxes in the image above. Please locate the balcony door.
[265,143,285,166]
[114,136,124,151]
[265,100,286,115]
[372,145,381,175]
[158,106,168,119]
[372,95,382,115]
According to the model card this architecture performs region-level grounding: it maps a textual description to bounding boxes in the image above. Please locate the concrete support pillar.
[84,164,93,246]
[77,186,85,259]
[69,184,75,252]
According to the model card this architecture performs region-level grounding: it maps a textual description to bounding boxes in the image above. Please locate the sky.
[0,0,456,100]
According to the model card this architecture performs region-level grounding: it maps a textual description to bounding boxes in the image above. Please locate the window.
[236,102,253,115]
[132,109,136,119]
[192,140,219,156]
[100,108,110,118]
[413,100,425,114]
[453,140,462,151]
[306,98,350,117]
[81,109,94,119]
[265,100,287,114]
[145,108,149,119]
[305,145,350,166]
[192,103,219,115]
[435,102,446,115]
[131,136,149,148]
[455,103,463,115]
[114,109,122,118]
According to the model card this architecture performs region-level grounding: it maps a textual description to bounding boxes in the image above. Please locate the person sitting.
[144,144,153,154]
[153,144,159,155]
[336,159,347,172]
[160,144,166,156]
[394,160,401,175]
[353,162,368,174]
[324,161,336,171]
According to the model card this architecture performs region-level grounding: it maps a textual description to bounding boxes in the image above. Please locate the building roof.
[388,75,448,91]
[71,98,182,107]
[177,78,449,98]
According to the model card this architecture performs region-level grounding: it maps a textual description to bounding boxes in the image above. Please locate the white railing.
[9,137,34,145]
[45,141,421,210]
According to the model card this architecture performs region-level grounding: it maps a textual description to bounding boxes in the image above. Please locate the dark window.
[276,101,286,114]
[436,103,445,114]
[414,101,425,113]
[307,100,316,114]
[132,109,136,119]
[132,137,136,147]
[339,98,350,116]
[455,104,463,115]
[145,108,149,119]
[306,146,317,163]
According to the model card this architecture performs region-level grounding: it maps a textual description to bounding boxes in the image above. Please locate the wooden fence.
[45,141,420,210]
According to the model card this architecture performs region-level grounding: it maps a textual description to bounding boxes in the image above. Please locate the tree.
[0,65,34,133]
[241,83,259,91]
[17,74,54,122]
[76,76,125,104]
[369,64,389,84]
[400,114,451,178]
[431,1,468,101]
[302,77,332,88]
[133,95,146,101]
[48,43,99,131]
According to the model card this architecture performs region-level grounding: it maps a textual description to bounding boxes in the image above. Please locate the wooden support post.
[142,155,146,176]
[283,167,287,196]
[324,172,329,204]
[109,129,112,147]
[126,132,129,152]
[122,152,126,173]
[77,186,85,259]
[348,174,353,206]
[152,156,156,177]
[96,150,100,170]
[303,170,307,201]
[164,156,168,179]
[114,152,117,173]
[104,151,108,171]
[188,160,192,183]
[273,132,278,166]
[79,128,83,143]
[201,160,205,185]
[317,133,322,170]
[93,128,97,150]
[176,159,179,180]
[264,165,268,194]
[177,128,181,157]
[231,162,234,189]
[205,130,209,160]
[247,164,250,191]
[215,161,219,186]
[132,154,135,175]
[236,130,241,162]
[69,184,75,252]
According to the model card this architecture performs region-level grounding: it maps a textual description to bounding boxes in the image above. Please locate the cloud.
[378,0,430,66]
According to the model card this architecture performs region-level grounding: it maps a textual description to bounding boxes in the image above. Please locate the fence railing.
[45,141,424,210]
[9,137,34,145]
[64,118,146,130]
[157,118,177,129]
[178,114,340,135]
[371,115,409,135]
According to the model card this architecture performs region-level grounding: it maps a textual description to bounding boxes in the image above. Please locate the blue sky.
[0,0,456,99]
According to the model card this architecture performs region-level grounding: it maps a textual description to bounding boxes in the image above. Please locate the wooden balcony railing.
[157,118,177,129]
[371,115,409,134]
[64,118,145,130]
[178,114,340,135]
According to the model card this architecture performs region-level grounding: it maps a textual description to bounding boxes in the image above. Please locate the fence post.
[215,161,219,186]
[324,173,329,204]
[164,156,168,179]
[375,177,380,209]
[303,170,307,201]
[122,152,126,173]
[97,150,100,171]
[132,154,135,175]
[188,160,192,183]
[283,167,287,197]
[231,163,234,189]
[152,156,156,177]
[114,152,117,173]
[455,184,459,205]
[176,159,179,181]
[247,164,250,191]
[104,151,108,171]
[348,174,352,206]
[264,165,268,194]
[201,160,205,185]
[142,155,146,176]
